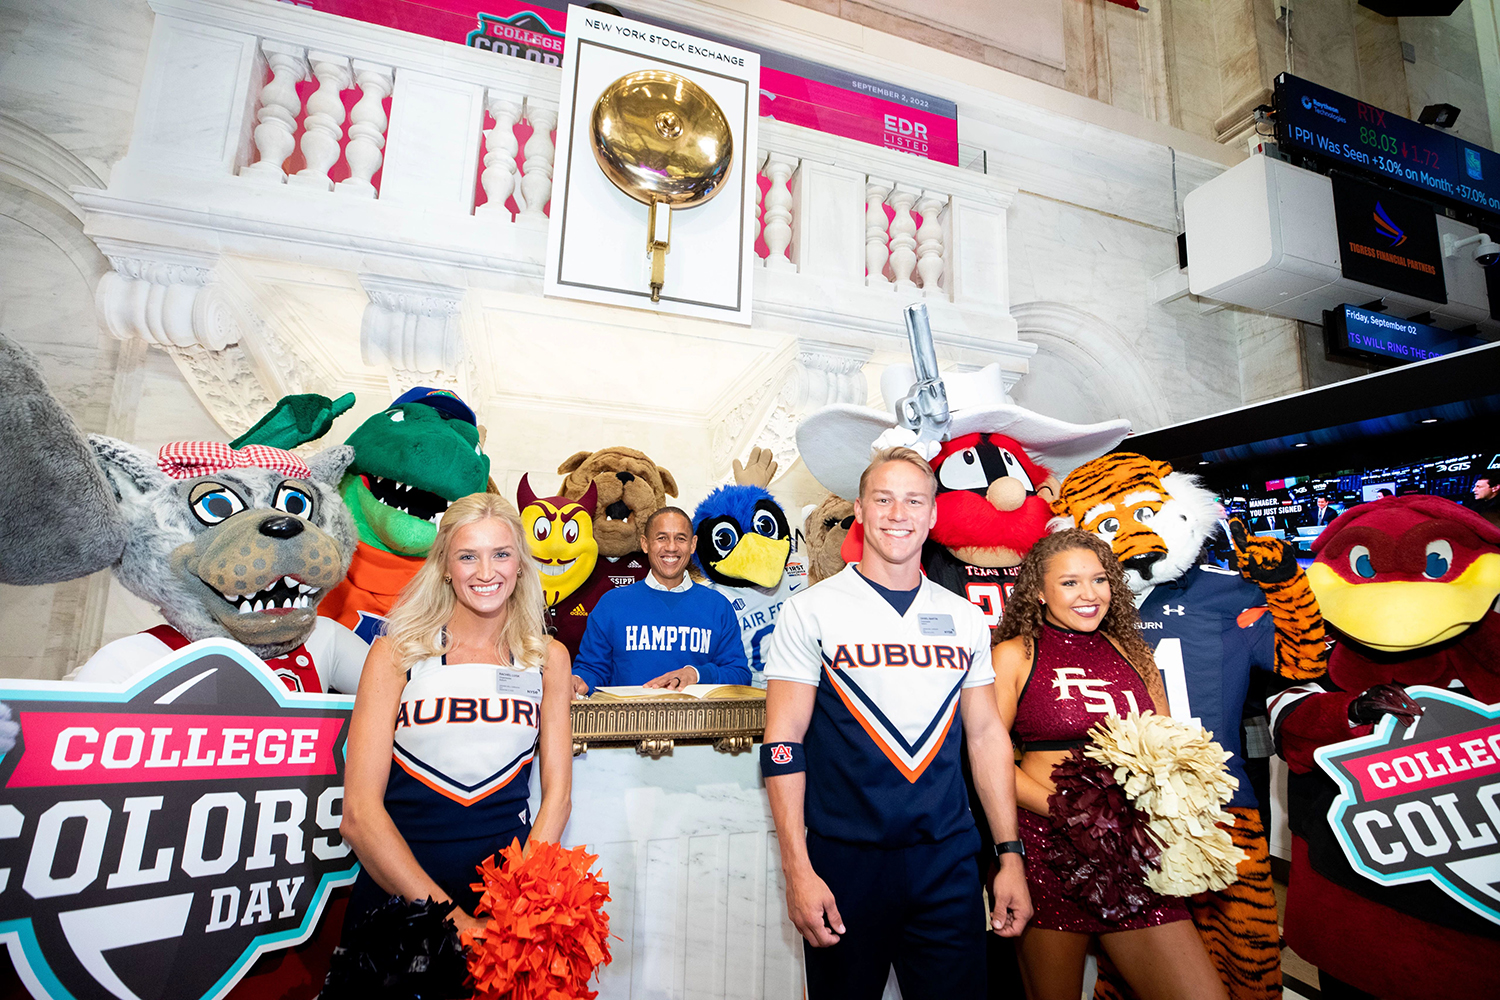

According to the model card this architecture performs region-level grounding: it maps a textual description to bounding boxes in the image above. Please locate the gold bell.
[590,70,734,302]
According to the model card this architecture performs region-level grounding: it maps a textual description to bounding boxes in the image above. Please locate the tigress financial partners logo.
[1373,202,1408,248]
[1316,686,1500,928]
[0,640,358,1000]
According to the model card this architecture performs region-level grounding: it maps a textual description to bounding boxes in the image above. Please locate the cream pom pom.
[1084,711,1246,897]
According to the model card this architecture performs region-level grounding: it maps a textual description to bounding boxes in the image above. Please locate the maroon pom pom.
[1043,748,1162,922]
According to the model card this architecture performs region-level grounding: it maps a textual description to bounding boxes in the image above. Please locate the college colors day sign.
[287,0,961,164]
[0,640,357,1000]
[1316,686,1500,928]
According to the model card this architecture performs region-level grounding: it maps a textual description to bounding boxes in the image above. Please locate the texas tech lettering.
[625,624,714,652]
[827,643,974,670]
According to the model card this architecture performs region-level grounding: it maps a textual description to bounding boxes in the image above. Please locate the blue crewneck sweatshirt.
[571,580,751,692]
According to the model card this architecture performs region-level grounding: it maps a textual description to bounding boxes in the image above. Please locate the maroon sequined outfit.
[1013,621,1190,933]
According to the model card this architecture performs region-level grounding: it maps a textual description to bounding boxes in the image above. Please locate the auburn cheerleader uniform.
[763,565,996,1000]
[1013,621,1190,933]
[345,652,541,923]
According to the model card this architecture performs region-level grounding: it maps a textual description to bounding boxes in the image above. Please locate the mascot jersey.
[714,549,808,675]
[319,541,420,643]
[763,565,994,845]
[922,543,1019,633]
[384,655,541,841]
[1136,564,1275,810]
[74,618,369,694]
[547,553,650,657]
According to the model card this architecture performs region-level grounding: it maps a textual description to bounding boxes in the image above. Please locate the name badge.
[495,668,543,700]
[918,614,956,637]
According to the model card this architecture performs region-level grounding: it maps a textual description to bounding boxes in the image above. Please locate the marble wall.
[0,0,1347,684]
[787,0,1500,153]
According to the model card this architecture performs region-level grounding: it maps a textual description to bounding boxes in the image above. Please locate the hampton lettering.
[625,625,714,652]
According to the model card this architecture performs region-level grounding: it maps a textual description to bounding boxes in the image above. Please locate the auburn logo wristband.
[760,740,805,776]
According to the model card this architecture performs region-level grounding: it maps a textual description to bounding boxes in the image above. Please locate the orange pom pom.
[464,839,613,1000]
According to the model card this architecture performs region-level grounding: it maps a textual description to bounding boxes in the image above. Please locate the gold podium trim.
[571,697,765,758]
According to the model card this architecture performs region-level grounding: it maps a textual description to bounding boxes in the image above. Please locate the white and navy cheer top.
[764,564,995,846]
[384,654,541,841]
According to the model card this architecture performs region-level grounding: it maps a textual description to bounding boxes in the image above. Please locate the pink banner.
[282,0,960,164]
[9,711,345,787]
[1347,722,1500,801]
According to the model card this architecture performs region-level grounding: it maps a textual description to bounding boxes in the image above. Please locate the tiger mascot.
[1052,453,1329,1000]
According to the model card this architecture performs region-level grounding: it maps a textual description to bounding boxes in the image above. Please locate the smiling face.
[447,518,522,618]
[855,457,937,570]
[518,475,599,606]
[1039,546,1111,632]
[643,509,696,586]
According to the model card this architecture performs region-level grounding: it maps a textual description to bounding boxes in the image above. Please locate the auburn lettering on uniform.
[394,697,538,729]
[827,644,973,670]
[624,624,713,652]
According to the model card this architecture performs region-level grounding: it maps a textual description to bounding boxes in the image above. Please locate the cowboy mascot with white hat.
[796,304,1131,632]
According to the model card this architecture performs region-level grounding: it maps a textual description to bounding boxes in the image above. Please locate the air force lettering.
[764,564,995,846]
[383,656,541,840]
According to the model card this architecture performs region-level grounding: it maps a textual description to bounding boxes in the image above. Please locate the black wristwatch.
[994,839,1025,860]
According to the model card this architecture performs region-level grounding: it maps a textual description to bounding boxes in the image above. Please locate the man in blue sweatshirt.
[571,507,751,695]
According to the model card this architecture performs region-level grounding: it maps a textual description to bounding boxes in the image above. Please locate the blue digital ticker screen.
[1327,304,1485,364]
[1276,73,1500,216]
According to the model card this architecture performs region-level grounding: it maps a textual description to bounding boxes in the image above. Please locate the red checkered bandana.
[157,441,312,481]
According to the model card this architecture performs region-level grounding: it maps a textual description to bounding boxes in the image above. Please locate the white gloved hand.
[871,427,940,462]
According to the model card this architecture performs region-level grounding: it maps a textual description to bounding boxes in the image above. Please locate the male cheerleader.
[762,447,1032,998]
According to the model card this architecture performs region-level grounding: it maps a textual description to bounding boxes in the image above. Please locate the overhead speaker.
[1358,1,1461,15]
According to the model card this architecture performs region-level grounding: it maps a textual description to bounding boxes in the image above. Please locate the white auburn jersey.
[763,564,994,846]
[383,655,542,840]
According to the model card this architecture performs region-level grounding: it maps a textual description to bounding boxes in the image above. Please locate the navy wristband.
[760,740,806,777]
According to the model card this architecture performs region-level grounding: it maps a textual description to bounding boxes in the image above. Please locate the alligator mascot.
[234,386,491,642]
[1271,495,1500,1000]
[1052,452,1330,1000]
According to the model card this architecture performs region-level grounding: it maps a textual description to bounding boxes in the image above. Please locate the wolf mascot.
[1053,453,1330,1000]
[0,332,364,997]
[1270,496,1500,1000]
[234,386,491,644]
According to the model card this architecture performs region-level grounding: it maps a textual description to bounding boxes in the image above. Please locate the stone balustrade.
[81,0,1018,345]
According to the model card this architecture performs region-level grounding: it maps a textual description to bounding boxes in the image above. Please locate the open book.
[589,684,764,702]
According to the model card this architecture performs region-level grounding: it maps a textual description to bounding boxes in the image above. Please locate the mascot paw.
[871,427,940,461]
[1348,684,1424,727]
[1229,518,1299,586]
[230,392,355,451]
[732,446,779,488]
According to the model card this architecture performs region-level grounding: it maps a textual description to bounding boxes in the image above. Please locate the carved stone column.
[711,340,871,483]
[92,245,277,435]
[358,275,471,398]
